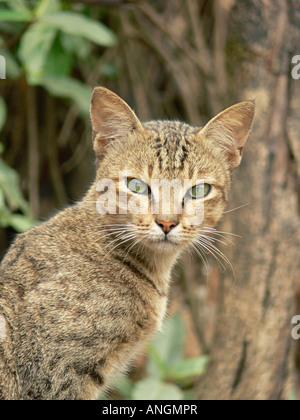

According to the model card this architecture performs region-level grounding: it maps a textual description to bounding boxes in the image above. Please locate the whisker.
[91,224,136,230]
[194,237,236,282]
[200,227,242,239]
[223,203,249,214]
[95,227,134,235]
[190,242,210,277]
[102,234,136,259]
[96,230,133,241]
[109,232,136,246]
[195,239,227,272]
[197,236,232,265]
[122,237,143,261]
[99,231,135,250]
[198,231,234,245]
[198,233,229,247]
[90,228,135,244]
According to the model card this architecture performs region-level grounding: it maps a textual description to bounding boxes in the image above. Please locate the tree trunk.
[198,0,300,400]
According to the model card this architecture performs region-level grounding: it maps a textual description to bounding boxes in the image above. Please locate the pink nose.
[156,220,178,234]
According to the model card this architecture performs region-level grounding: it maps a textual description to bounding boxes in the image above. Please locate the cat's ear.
[90,87,143,159]
[199,101,255,169]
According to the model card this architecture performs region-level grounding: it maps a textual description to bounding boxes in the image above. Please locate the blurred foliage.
[111,313,208,400]
[0,0,119,223]
[0,0,116,113]
[0,142,36,231]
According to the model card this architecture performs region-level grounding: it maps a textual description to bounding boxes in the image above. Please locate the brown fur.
[0,88,254,399]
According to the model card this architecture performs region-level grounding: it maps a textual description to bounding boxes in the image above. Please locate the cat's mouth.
[158,237,172,245]
[152,234,180,247]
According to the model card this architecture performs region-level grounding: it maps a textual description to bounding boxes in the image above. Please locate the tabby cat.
[0,87,254,399]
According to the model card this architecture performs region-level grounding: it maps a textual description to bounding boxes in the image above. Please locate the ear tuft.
[90,87,143,159]
[200,101,255,169]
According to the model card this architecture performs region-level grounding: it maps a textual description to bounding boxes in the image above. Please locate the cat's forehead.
[144,120,196,139]
[143,120,198,175]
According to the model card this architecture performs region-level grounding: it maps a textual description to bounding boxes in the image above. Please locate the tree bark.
[198,0,300,400]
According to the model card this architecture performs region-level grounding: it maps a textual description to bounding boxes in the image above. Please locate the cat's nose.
[156,219,179,234]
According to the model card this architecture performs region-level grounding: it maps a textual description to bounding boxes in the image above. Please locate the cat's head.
[90,87,254,255]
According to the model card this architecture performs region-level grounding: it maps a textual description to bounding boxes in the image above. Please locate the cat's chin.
[145,237,183,252]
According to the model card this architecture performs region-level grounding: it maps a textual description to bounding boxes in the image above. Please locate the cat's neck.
[148,248,181,294]
[110,239,180,296]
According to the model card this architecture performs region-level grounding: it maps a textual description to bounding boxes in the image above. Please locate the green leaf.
[0,206,36,232]
[0,158,29,213]
[169,356,209,381]
[114,375,134,400]
[0,96,7,133]
[1,0,31,14]
[38,76,92,116]
[40,12,117,47]
[0,158,36,232]
[147,313,185,379]
[8,214,36,232]
[132,377,183,401]
[19,22,56,83]
[147,343,167,379]
[0,212,11,229]
[60,32,92,60]
[0,20,24,35]
[43,35,73,77]
[34,0,60,17]
[0,10,32,21]
[0,187,7,210]
[182,389,196,400]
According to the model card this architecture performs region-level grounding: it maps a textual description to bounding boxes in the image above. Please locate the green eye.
[127,178,148,194]
[188,184,211,199]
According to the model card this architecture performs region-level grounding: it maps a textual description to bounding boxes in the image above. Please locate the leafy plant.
[0,143,36,232]
[0,0,117,115]
[0,0,118,230]
[114,313,208,400]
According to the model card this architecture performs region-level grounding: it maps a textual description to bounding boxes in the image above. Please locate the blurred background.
[0,0,299,400]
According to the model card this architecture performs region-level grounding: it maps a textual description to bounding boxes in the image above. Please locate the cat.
[0,87,255,400]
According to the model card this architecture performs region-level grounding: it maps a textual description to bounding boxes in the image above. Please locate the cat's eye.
[188,184,211,199]
[127,178,148,194]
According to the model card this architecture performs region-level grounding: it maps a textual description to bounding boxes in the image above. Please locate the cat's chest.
[142,270,171,334]
[154,296,168,332]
